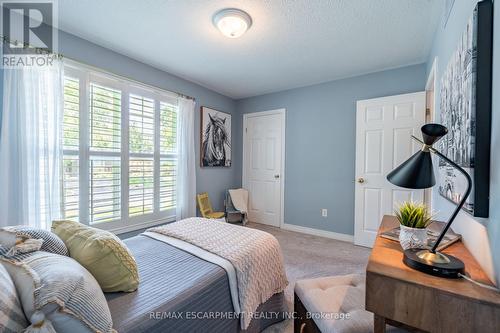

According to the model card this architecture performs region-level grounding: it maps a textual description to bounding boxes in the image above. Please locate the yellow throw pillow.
[51,220,139,292]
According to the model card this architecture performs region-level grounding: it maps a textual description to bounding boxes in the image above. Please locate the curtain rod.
[1,35,196,102]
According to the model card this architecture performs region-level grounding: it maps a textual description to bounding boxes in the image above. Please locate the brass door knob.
[357,177,365,184]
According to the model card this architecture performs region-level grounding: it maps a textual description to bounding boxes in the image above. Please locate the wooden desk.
[365,215,500,333]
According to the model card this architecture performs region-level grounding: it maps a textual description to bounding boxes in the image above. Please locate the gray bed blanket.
[105,235,286,333]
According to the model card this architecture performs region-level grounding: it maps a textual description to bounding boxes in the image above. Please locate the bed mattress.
[105,235,285,333]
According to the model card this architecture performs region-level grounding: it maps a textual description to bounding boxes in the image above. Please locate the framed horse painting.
[200,106,232,167]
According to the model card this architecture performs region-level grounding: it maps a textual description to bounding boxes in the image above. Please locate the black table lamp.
[387,123,471,278]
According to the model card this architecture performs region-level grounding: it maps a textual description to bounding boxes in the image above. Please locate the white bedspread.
[147,218,288,329]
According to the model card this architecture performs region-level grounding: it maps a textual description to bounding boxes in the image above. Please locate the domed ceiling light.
[213,8,252,38]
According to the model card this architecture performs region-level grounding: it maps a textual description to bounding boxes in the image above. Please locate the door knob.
[274,174,280,179]
[357,177,365,184]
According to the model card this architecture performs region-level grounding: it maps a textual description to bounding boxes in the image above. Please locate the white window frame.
[63,60,178,234]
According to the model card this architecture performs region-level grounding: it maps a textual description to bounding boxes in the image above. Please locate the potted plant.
[395,201,432,250]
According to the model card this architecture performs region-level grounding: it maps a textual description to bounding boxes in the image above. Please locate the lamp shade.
[387,150,435,189]
[387,123,448,190]
[421,123,448,145]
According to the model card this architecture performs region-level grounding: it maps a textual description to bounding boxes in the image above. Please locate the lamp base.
[403,249,465,278]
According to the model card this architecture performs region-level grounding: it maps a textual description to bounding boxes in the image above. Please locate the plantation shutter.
[62,76,80,220]
[159,101,178,211]
[88,82,122,224]
[129,94,155,216]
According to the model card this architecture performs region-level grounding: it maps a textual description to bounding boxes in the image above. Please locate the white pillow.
[0,249,115,333]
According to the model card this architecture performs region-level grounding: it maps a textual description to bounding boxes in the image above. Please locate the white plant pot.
[399,225,428,250]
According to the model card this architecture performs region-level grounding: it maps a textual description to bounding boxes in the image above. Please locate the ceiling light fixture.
[213,8,252,38]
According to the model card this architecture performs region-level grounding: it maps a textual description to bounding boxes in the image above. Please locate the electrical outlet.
[321,209,328,217]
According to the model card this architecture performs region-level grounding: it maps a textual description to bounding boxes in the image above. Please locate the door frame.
[425,57,438,122]
[424,57,438,210]
[242,109,286,228]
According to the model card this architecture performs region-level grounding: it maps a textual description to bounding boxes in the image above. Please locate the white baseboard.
[281,223,354,243]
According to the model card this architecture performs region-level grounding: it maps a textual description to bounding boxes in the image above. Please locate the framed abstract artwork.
[200,106,231,167]
[438,0,492,217]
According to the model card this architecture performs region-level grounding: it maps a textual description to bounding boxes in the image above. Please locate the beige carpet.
[246,223,371,333]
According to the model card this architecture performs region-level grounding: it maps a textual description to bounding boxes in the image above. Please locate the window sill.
[100,215,176,235]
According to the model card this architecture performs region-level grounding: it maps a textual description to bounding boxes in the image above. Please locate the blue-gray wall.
[0,31,241,211]
[0,47,3,133]
[426,0,499,284]
[236,64,427,235]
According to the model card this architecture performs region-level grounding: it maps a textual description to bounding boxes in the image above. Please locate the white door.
[354,92,426,247]
[243,109,285,227]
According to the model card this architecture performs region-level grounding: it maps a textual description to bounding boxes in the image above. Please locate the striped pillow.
[0,249,115,333]
[0,226,69,256]
[0,263,28,333]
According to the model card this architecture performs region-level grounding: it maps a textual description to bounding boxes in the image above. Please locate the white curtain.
[175,97,197,220]
[0,61,65,229]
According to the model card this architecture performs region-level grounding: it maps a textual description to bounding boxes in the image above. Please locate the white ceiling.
[58,0,444,99]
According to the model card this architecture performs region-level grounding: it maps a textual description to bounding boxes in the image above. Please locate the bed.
[105,234,287,333]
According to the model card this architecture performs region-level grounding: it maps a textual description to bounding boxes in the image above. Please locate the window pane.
[63,77,79,150]
[62,155,80,221]
[160,158,176,211]
[90,83,121,152]
[130,94,154,154]
[129,158,154,216]
[89,157,121,224]
[160,102,177,154]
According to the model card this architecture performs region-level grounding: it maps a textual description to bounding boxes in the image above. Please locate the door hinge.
[426,108,431,116]
[245,127,247,133]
